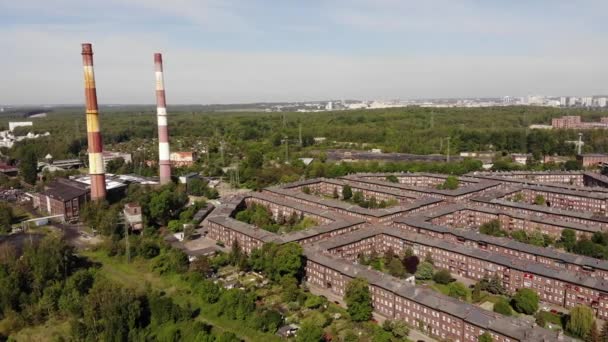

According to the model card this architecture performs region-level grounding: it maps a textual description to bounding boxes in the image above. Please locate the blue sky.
[1,0,607,105]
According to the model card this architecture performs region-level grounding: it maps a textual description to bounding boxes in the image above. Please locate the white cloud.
[1,1,607,104]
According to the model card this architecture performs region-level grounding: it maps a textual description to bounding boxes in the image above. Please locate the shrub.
[493,298,512,316]
[432,269,453,285]
[512,288,539,315]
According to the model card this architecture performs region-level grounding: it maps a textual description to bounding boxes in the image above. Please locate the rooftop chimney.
[154,53,171,184]
[81,43,106,201]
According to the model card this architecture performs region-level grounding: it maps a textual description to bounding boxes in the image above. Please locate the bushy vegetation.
[436,175,459,190]
[479,220,508,237]
[187,177,219,198]
[235,203,317,233]
[345,278,373,322]
[0,204,13,234]
[358,248,417,279]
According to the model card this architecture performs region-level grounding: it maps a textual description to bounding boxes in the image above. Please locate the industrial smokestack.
[81,43,106,201]
[154,53,171,184]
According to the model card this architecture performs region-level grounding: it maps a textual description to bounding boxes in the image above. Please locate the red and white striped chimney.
[154,53,171,184]
[81,43,107,200]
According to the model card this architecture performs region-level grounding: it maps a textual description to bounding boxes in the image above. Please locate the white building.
[596,97,607,108]
[568,97,578,106]
[8,121,33,132]
[582,97,594,107]
[325,101,333,111]
[560,97,567,106]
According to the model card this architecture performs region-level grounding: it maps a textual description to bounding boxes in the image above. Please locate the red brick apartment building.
[552,115,581,129]
[305,248,568,342]
[321,228,608,318]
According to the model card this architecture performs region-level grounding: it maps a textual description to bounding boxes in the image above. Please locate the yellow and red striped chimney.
[154,53,171,184]
[81,43,106,201]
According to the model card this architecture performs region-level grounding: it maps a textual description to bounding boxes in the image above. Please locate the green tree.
[512,288,539,315]
[493,298,512,316]
[345,277,373,322]
[561,229,577,252]
[247,150,264,169]
[472,282,482,302]
[187,178,207,196]
[342,185,352,200]
[386,175,398,183]
[482,274,506,295]
[478,332,493,342]
[447,282,469,300]
[387,257,406,278]
[432,269,453,285]
[437,175,459,190]
[534,194,546,206]
[81,280,143,341]
[479,220,506,237]
[0,203,13,234]
[535,313,546,327]
[20,148,38,185]
[199,279,221,304]
[564,159,582,171]
[566,305,595,338]
[415,261,434,280]
[105,157,126,173]
[296,321,324,342]
[352,191,364,204]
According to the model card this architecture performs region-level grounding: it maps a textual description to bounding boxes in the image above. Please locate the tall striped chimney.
[154,53,171,184]
[81,43,106,201]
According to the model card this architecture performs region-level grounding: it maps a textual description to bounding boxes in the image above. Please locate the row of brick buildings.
[320,227,608,318]
[202,172,608,341]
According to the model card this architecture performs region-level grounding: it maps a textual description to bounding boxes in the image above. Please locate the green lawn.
[82,250,282,342]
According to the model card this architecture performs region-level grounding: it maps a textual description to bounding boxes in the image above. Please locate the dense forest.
[2,106,608,188]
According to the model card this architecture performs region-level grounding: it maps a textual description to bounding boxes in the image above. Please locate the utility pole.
[125,221,130,264]
[205,144,210,165]
[299,123,303,147]
[236,161,240,186]
[578,133,583,155]
[284,136,289,162]
[446,137,451,163]
[220,140,225,166]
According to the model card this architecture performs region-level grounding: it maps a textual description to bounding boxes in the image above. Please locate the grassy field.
[82,250,282,342]
[9,318,71,342]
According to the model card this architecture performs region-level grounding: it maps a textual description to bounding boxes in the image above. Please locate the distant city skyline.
[1,0,607,105]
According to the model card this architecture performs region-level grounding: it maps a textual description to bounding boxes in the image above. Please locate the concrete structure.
[81,43,106,201]
[124,203,143,231]
[170,151,196,167]
[510,153,531,165]
[578,154,608,167]
[34,179,88,220]
[154,53,171,185]
[326,149,462,163]
[102,151,132,166]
